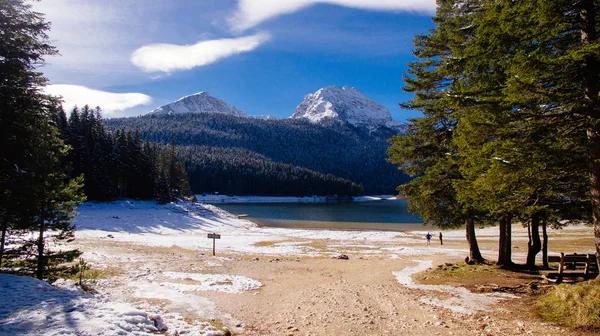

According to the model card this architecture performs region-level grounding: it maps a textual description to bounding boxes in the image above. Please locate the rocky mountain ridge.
[291,86,404,131]
[150,91,245,117]
[148,87,405,131]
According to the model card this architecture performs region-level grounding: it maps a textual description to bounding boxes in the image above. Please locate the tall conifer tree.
[388,0,485,262]
[0,0,85,276]
[453,0,595,267]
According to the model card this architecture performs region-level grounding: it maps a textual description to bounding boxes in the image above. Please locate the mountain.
[291,86,405,131]
[105,86,409,196]
[150,92,246,117]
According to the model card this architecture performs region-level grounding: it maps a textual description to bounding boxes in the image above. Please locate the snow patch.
[0,274,159,335]
[163,272,262,293]
[393,260,518,314]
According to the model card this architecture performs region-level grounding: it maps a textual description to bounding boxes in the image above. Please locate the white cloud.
[45,85,153,116]
[131,33,271,73]
[32,0,175,86]
[229,0,437,32]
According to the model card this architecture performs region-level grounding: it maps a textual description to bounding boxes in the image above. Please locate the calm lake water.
[216,199,424,231]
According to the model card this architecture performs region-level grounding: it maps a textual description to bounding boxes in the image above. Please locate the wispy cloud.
[131,32,271,73]
[229,0,437,32]
[45,84,153,116]
[32,0,165,87]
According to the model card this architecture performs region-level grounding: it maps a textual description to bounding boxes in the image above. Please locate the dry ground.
[72,225,598,336]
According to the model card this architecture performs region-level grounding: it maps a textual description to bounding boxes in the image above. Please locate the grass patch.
[536,279,600,330]
[417,262,497,285]
[208,319,225,331]
[253,239,300,248]
[2,259,36,268]
[62,266,124,282]
[94,266,124,279]
[253,240,280,247]
[304,240,330,251]
[182,318,233,335]
[416,261,540,293]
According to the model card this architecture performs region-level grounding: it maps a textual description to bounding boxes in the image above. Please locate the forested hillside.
[53,106,191,203]
[179,146,363,196]
[106,113,406,195]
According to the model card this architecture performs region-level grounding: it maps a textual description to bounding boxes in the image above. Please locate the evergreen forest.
[106,113,407,196]
[52,105,191,204]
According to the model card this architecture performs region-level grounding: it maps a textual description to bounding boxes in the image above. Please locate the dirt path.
[202,256,572,336]
[72,236,594,336]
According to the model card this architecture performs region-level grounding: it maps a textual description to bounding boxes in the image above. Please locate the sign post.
[207,233,221,256]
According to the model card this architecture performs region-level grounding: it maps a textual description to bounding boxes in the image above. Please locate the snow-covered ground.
[0,273,228,336]
[73,200,432,256]
[1,199,594,335]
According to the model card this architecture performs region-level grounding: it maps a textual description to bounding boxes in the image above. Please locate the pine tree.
[452,0,594,267]
[154,169,171,204]
[29,103,85,279]
[494,0,600,265]
[388,0,485,262]
[0,0,85,276]
[140,141,159,199]
[0,0,57,267]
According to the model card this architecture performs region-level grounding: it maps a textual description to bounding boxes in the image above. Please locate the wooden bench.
[542,253,598,283]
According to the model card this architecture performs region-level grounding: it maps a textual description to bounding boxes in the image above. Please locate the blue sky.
[35,0,436,121]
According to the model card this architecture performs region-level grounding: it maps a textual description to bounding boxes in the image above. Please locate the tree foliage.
[388,0,485,262]
[53,106,191,203]
[0,0,84,278]
[389,0,598,268]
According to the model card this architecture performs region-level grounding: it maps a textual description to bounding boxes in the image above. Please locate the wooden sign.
[207,233,221,256]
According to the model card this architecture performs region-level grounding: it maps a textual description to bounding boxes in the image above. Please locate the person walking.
[426,232,432,246]
[439,232,443,245]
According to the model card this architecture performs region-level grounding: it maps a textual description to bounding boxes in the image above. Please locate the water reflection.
[216,200,424,231]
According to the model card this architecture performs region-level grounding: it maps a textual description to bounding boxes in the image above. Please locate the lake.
[216,199,424,231]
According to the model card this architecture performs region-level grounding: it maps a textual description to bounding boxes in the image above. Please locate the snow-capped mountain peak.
[291,86,401,130]
[150,92,245,117]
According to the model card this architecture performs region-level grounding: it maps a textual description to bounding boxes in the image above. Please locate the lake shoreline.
[212,198,425,232]
[250,218,427,232]
[194,194,398,204]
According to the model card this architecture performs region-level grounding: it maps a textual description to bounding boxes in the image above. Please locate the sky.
[33,0,437,121]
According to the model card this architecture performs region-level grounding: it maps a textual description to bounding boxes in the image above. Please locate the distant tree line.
[52,105,190,204]
[388,0,598,270]
[179,146,364,196]
[106,113,407,195]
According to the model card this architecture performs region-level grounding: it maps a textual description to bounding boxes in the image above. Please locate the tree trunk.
[542,220,549,269]
[527,221,531,246]
[497,214,513,267]
[466,217,484,262]
[498,217,506,265]
[581,0,600,274]
[588,120,600,270]
[36,212,45,280]
[0,219,7,267]
[526,215,542,270]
